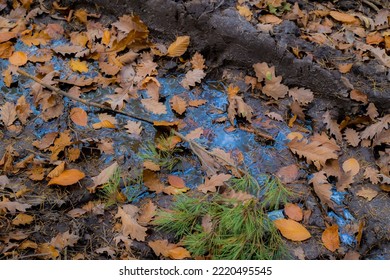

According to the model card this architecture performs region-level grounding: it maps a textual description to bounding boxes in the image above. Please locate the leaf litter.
[0,0,388,260]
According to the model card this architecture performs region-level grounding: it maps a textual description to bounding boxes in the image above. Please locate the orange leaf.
[342,158,360,176]
[170,95,187,115]
[92,120,116,129]
[12,213,34,226]
[167,175,186,189]
[284,203,303,222]
[69,59,89,73]
[322,225,340,252]
[273,219,311,241]
[167,36,190,57]
[338,63,353,74]
[48,169,85,186]
[329,11,359,24]
[70,107,88,127]
[9,51,28,66]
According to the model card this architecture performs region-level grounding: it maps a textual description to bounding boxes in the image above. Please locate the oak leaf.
[186,127,203,140]
[0,101,17,127]
[360,114,390,139]
[357,187,378,201]
[0,200,31,214]
[115,205,147,241]
[16,96,31,124]
[143,160,160,171]
[50,231,79,250]
[276,164,299,184]
[190,52,206,70]
[48,169,85,186]
[49,131,72,161]
[70,107,88,127]
[143,170,165,193]
[181,69,206,89]
[170,95,187,115]
[47,162,66,179]
[288,87,314,105]
[322,225,340,252]
[148,239,191,259]
[141,98,167,115]
[198,173,232,193]
[167,36,190,57]
[266,111,283,122]
[329,11,359,24]
[253,62,276,82]
[366,103,378,120]
[12,213,34,226]
[323,110,342,142]
[69,59,88,73]
[0,42,14,59]
[262,76,288,100]
[309,171,333,208]
[138,200,157,226]
[274,219,311,241]
[33,132,58,150]
[36,243,59,259]
[106,90,129,110]
[21,31,51,46]
[124,120,142,136]
[88,162,118,192]
[344,128,360,147]
[350,89,368,104]
[363,167,379,184]
[188,99,207,107]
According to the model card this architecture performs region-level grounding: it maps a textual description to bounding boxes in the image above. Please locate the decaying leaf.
[137,200,157,226]
[357,187,378,201]
[50,230,79,250]
[167,36,190,57]
[274,219,311,241]
[198,173,231,193]
[342,158,360,176]
[47,169,85,186]
[88,162,118,192]
[322,225,340,252]
[181,69,206,89]
[12,213,34,226]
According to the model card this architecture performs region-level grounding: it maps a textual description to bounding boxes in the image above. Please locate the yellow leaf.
[92,120,116,129]
[12,213,34,226]
[167,36,190,57]
[342,158,360,176]
[48,169,85,186]
[69,59,89,73]
[9,51,28,66]
[102,30,111,45]
[274,219,311,241]
[322,225,340,252]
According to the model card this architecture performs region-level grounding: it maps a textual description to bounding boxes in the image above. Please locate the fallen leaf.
[363,167,379,184]
[350,89,368,104]
[137,200,157,226]
[88,162,118,192]
[12,213,34,226]
[9,51,28,66]
[148,239,191,259]
[366,103,379,120]
[143,170,165,193]
[329,11,359,24]
[69,59,88,73]
[168,175,186,189]
[115,205,147,241]
[181,69,206,89]
[266,112,284,122]
[188,99,207,107]
[124,120,142,136]
[70,107,88,127]
[49,131,72,161]
[0,200,31,214]
[48,169,85,186]
[237,5,252,21]
[167,36,190,57]
[262,77,289,100]
[342,158,360,176]
[36,243,59,259]
[170,95,187,115]
[259,14,282,24]
[284,203,303,222]
[338,63,353,73]
[186,127,203,140]
[357,187,378,201]
[19,240,38,250]
[309,171,333,208]
[322,225,340,252]
[0,102,17,127]
[95,246,116,258]
[143,160,160,171]
[50,230,79,250]
[276,164,299,184]
[323,110,342,142]
[16,96,32,124]
[92,120,116,129]
[141,98,167,115]
[360,114,390,140]
[47,162,66,179]
[344,128,360,147]
[190,52,205,70]
[274,219,311,241]
[198,173,232,193]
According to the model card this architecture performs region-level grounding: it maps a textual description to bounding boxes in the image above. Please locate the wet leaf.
[322,225,340,252]
[9,51,27,66]
[181,69,206,89]
[48,169,85,186]
[141,98,167,115]
[12,213,34,226]
[274,219,311,241]
[357,187,378,201]
[342,158,360,176]
[284,203,303,222]
[167,36,190,57]
[148,240,191,259]
[70,107,88,127]
[115,205,147,241]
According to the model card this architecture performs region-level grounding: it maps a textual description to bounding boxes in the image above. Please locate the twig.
[362,0,380,12]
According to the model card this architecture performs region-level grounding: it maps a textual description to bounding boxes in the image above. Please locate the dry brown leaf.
[143,160,160,171]
[88,162,118,192]
[36,243,59,259]
[141,98,167,115]
[366,103,378,120]
[357,187,378,201]
[50,230,79,250]
[48,169,85,186]
[115,205,147,241]
[181,69,206,89]
[170,95,187,115]
[92,120,116,129]
[124,120,142,136]
[253,62,275,82]
[137,200,157,226]
[237,5,252,21]
[106,91,129,110]
[9,51,27,66]
[163,185,189,195]
[19,240,38,250]
[12,213,34,226]
[69,59,88,73]
[0,200,31,214]
[190,52,205,70]
[198,173,231,193]
[47,162,66,179]
[262,77,289,100]
[284,203,303,222]
[223,189,255,202]
[360,114,390,140]
[276,164,299,184]
[148,240,191,259]
[0,42,14,59]
[309,171,334,208]
[140,77,160,101]
[274,219,311,241]
[167,36,190,57]
[259,14,282,24]
[188,99,207,107]
[95,246,116,258]
[323,110,342,143]
[350,89,368,104]
[0,101,17,127]
[342,158,360,176]
[201,214,213,233]
[338,63,353,73]
[186,127,203,140]
[168,175,186,189]
[322,225,340,252]
[344,128,360,147]
[369,47,390,68]
[49,131,72,161]
[33,132,58,150]
[67,147,81,162]
[266,112,284,122]
[143,170,165,193]
[70,107,88,127]
[329,11,359,24]
[363,167,379,184]
[16,95,32,124]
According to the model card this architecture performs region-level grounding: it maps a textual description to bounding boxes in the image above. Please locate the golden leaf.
[329,11,359,24]
[70,107,88,127]
[69,59,89,73]
[12,213,34,226]
[274,219,311,241]
[284,203,303,222]
[167,36,190,57]
[322,225,340,252]
[48,169,85,186]
[9,51,27,66]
